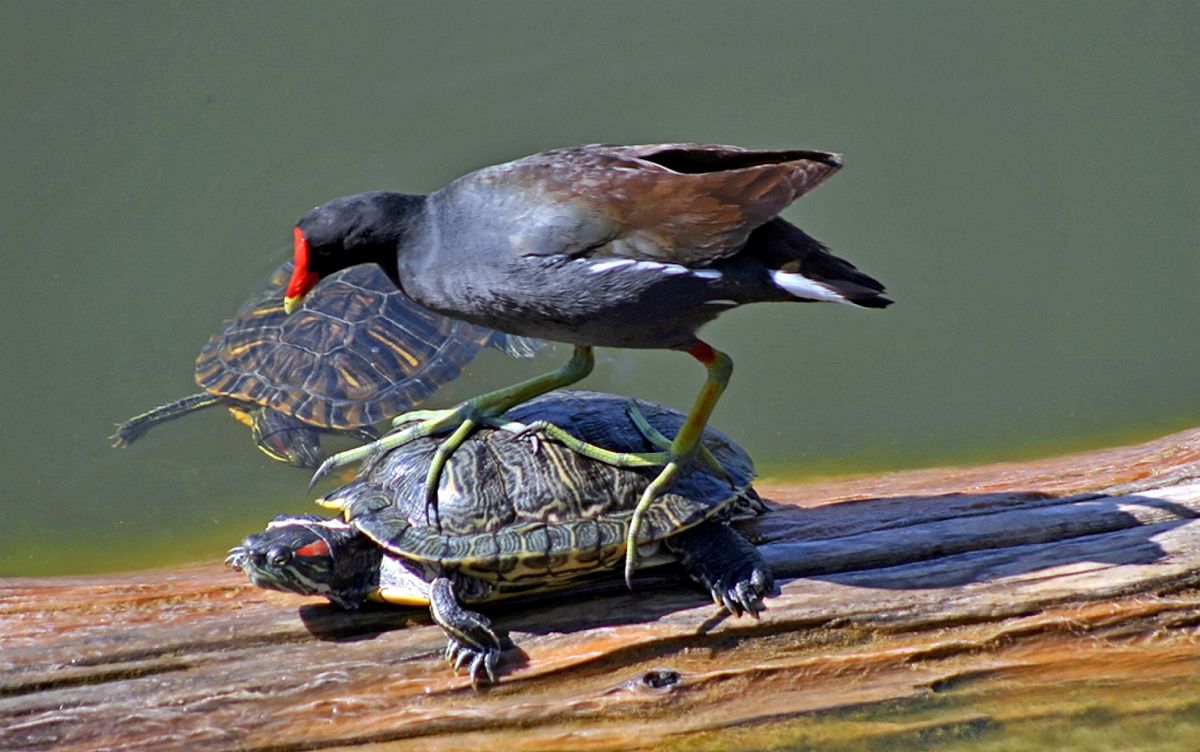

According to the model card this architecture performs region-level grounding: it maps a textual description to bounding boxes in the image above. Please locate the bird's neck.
[347,191,427,289]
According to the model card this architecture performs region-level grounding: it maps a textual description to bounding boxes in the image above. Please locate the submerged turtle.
[227,390,776,686]
[111,260,537,467]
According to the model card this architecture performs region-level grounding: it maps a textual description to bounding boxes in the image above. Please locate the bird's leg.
[625,341,733,589]
[490,404,729,479]
[487,416,669,467]
[308,346,596,496]
[484,402,729,472]
[490,402,729,473]
[624,404,730,482]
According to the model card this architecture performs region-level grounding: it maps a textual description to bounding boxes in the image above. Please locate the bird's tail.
[746,218,891,309]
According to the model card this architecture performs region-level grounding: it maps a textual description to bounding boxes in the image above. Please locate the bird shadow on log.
[292,491,1195,645]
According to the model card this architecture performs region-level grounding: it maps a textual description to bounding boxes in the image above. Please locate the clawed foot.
[664,521,778,618]
[444,633,502,689]
[503,419,556,454]
[701,562,776,618]
[429,576,504,688]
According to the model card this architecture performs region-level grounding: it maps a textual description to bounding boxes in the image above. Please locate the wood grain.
[4,428,1200,752]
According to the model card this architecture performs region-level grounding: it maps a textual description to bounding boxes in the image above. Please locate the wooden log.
[3,428,1200,751]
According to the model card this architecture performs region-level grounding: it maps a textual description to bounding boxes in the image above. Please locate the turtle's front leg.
[428,576,504,688]
[664,521,777,617]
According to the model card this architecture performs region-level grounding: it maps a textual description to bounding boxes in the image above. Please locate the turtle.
[226,390,776,686]
[111,260,538,467]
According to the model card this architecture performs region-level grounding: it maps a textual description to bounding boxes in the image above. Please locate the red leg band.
[687,341,717,365]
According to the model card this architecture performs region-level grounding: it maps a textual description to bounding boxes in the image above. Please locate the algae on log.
[3,428,1200,752]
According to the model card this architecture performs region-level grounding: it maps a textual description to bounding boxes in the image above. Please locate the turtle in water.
[227,390,776,686]
[111,260,538,467]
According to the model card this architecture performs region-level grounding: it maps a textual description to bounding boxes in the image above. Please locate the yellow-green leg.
[491,415,670,468]
[625,404,730,482]
[487,403,735,484]
[309,346,596,495]
[624,341,733,589]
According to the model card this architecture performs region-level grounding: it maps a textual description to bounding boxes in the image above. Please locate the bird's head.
[284,192,418,313]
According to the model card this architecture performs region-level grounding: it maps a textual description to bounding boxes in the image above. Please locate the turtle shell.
[319,390,757,591]
[195,261,509,430]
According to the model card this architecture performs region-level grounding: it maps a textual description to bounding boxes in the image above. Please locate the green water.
[665,672,1200,752]
[1,2,1197,579]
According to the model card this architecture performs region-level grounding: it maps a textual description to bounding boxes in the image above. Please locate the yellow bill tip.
[283,295,303,315]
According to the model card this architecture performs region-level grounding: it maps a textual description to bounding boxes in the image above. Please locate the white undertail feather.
[770,270,850,304]
[586,258,689,276]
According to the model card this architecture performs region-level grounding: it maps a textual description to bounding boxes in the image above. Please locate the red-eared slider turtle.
[226,390,775,686]
[112,261,537,467]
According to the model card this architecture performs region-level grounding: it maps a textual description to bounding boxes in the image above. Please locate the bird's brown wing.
[463,143,843,266]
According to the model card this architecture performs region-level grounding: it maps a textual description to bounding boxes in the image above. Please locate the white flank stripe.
[587,259,636,273]
[587,258,691,276]
[771,270,849,304]
[634,260,689,275]
[692,269,722,280]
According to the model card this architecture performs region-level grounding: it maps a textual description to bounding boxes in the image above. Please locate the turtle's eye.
[266,545,293,568]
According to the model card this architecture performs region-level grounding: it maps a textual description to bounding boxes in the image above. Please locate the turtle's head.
[285,192,421,313]
[226,514,382,609]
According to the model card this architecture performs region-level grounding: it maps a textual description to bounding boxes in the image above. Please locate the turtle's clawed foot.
[665,521,778,618]
[429,576,504,689]
[444,634,502,689]
[706,564,775,618]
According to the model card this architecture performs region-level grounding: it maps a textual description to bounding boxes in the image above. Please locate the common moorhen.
[282,143,891,585]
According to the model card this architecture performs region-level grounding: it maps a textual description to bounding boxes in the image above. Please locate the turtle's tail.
[110,392,223,447]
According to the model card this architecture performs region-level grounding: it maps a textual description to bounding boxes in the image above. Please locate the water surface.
[1,2,1196,579]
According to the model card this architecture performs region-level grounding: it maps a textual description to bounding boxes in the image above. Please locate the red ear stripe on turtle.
[295,539,331,559]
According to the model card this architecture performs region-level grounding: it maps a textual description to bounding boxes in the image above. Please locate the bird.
[281,143,891,586]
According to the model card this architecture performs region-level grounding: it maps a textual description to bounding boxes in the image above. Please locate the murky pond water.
[1,2,1196,589]
[667,672,1200,752]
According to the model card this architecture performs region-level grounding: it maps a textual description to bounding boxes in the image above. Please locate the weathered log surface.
[4,428,1200,751]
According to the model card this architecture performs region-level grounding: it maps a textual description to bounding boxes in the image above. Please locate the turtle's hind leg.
[429,576,504,688]
[665,521,777,618]
[110,392,222,447]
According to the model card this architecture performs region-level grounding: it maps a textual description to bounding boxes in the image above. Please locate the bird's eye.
[266,546,292,568]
